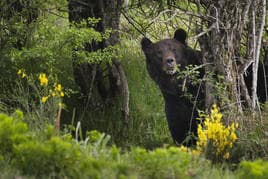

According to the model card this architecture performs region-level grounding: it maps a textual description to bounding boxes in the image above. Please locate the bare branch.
[252,0,266,109]
[189,24,215,40]
[121,10,146,36]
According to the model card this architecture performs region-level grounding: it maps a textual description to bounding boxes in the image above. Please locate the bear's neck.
[157,74,185,97]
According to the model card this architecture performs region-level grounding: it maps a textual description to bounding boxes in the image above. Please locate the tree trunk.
[68,0,129,122]
[196,0,266,113]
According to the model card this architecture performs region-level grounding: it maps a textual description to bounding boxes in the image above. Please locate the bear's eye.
[156,50,162,55]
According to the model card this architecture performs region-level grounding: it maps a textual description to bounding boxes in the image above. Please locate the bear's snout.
[162,53,177,75]
[166,58,175,66]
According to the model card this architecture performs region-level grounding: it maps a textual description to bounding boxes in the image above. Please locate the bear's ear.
[174,28,187,45]
[141,37,152,51]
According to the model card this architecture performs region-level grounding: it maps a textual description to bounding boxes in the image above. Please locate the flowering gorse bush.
[197,104,238,162]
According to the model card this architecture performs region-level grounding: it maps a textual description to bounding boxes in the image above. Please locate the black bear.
[141,29,204,145]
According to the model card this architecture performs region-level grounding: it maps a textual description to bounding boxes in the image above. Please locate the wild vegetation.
[0,0,268,178]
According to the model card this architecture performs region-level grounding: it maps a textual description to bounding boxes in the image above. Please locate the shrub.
[0,111,28,158]
[238,159,268,179]
[13,136,82,177]
[0,112,131,178]
[197,104,238,162]
[129,147,193,178]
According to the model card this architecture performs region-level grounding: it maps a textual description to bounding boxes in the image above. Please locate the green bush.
[13,139,133,178]
[13,136,133,178]
[129,147,193,178]
[0,111,132,178]
[0,111,28,158]
[238,160,268,179]
[14,137,82,177]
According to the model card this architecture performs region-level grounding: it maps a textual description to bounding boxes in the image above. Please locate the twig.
[54,106,62,134]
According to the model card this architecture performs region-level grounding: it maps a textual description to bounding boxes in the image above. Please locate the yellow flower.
[21,73,26,78]
[60,91,64,97]
[58,102,62,107]
[39,73,48,86]
[223,152,230,159]
[230,132,237,141]
[54,84,62,91]
[41,96,49,103]
[17,69,26,78]
[17,69,22,75]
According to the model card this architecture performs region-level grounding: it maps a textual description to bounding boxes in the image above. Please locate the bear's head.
[141,29,190,77]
